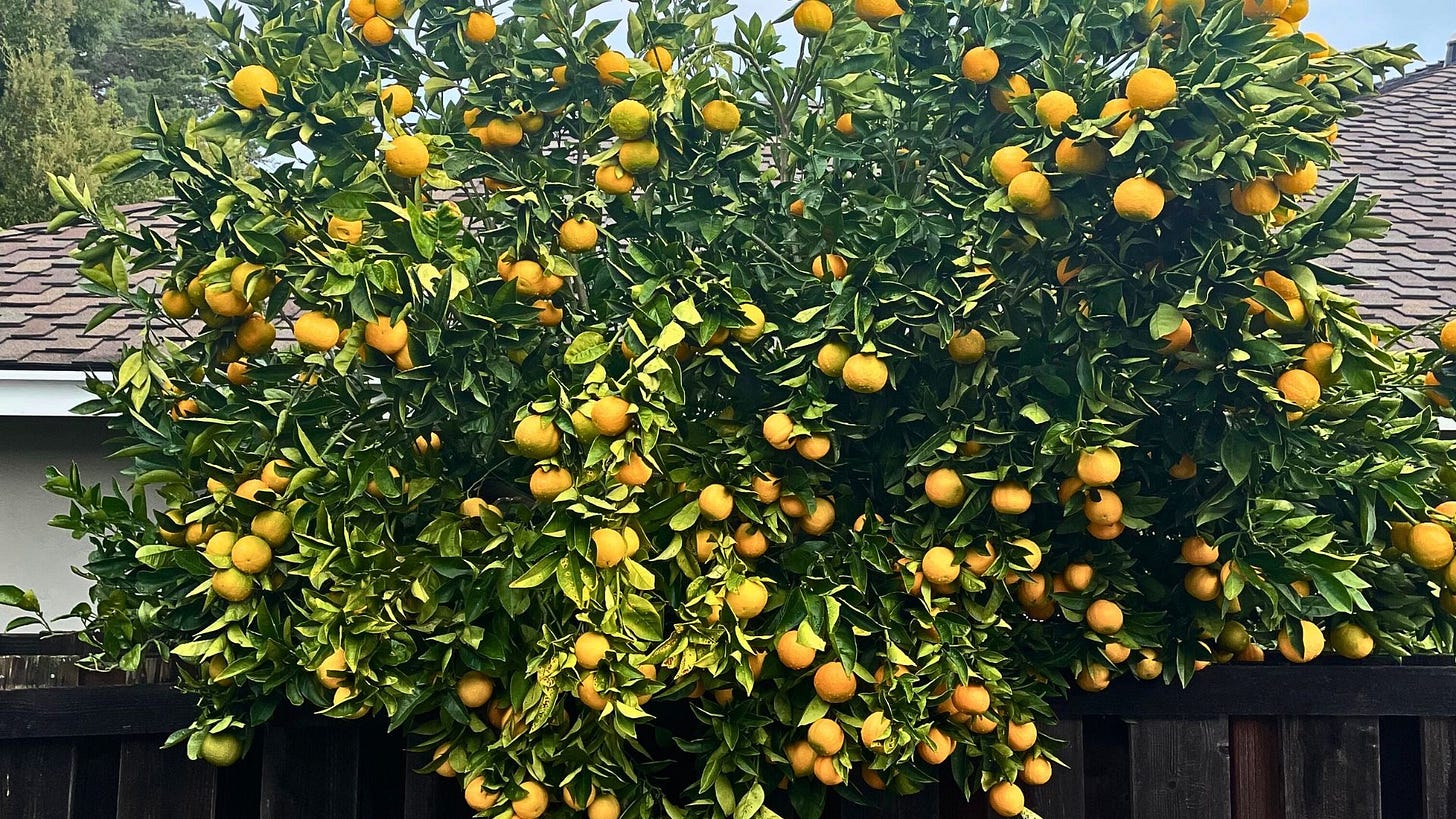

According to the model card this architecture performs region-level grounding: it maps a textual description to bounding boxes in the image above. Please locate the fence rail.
[3,635,1455,819]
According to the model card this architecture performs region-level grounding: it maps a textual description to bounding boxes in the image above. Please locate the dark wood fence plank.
[1063,664,1456,717]
[1280,717,1380,819]
[259,723,360,819]
[1422,718,1456,819]
[1026,716,1086,819]
[938,774,986,819]
[0,655,77,819]
[115,737,216,819]
[1229,718,1281,819]
[0,740,76,819]
[1128,718,1231,819]
[839,784,940,818]
[0,684,196,740]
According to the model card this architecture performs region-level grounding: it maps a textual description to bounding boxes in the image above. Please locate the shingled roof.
[1328,61,1456,333]
[0,203,166,370]
[2,62,1454,370]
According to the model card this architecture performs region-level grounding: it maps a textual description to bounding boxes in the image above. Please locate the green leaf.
[509,557,558,589]
[565,332,611,365]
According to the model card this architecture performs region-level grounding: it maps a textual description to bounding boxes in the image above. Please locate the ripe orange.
[1126,67,1177,109]
[463,777,499,811]
[1006,720,1037,752]
[813,756,843,786]
[861,711,892,751]
[1232,178,1281,216]
[1007,170,1052,214]
[1330,622,1374,660]
[1084,488,1123,526]
[762,412,796,449]
[960,46,999,84]
[921,546,961,585]
[751,473,781,503]
[529,466,574,501]
[795,434,831,461]
[361,16,394,45]
[384,135,429,177]
[229,65,278,110]
[618,140,660,173]
[595,164,635,195]
[698,484,734,521]
[810,253,849,280]
[574,632,610,668]
[951,683,990,714]
[592,396,631,436]
[986,70,1031,111]
[1408,522,1454,570]
[812,662,857,703]
[1114,177,1166,222]
[800,498,836,535]
[1181,535,1219,566]
[733,523,768,559]
[1184,567,1221,601]
[726,578,768,618]
[511,782,549,819]
[853,0,903,25]
[807,718,845,755]
[457,671,495,708]
[989,146,1032,186]
[1276,620,1325,663]
[701,100,741,133]
[595,50,630,85]
[776,630,817,670]
[1275,162,1318,195]
[924,468,967,508]
[786,740,816,777]
[1020,756,1053,786]
[988,782,1025,817]
[916,727,955,764]
[1086,599,1124,635]
[1099,98,1135,135]
[1035,91,1077,130]
[592,529,628,568]
[1276,369,1321,410]
[1055,137,1109,175]
[947,329,986,363]
[464,11,497,43]
[1076,447,1121,487]
[793,0,833,36]
[1063,562,1094,591]
[841,353,889,393]
[991,481,1032,514]
[643,45,673,72]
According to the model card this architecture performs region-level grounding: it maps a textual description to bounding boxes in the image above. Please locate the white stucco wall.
[0,416,120,625]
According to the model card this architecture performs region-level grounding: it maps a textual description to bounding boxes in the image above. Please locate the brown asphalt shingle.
[0,203,167,370]
[1327,63,1456,334]
[1,64,1453,369]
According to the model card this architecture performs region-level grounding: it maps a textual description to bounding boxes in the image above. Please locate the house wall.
[0,416,120,626]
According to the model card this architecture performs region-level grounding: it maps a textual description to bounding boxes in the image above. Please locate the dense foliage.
[18,0,1455,815]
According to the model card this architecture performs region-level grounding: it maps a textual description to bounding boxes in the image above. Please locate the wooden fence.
[3,634,1455,819]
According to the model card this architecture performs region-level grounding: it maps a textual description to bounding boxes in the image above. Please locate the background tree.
[0,0,216,227]
[18,0,1449,818]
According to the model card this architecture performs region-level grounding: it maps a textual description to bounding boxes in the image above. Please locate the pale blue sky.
[185,1,1455,69]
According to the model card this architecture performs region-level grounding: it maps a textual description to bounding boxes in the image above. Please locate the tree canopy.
[20,0,1454,817]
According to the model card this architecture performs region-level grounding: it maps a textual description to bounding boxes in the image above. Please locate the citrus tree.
[23,0,1448,815]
